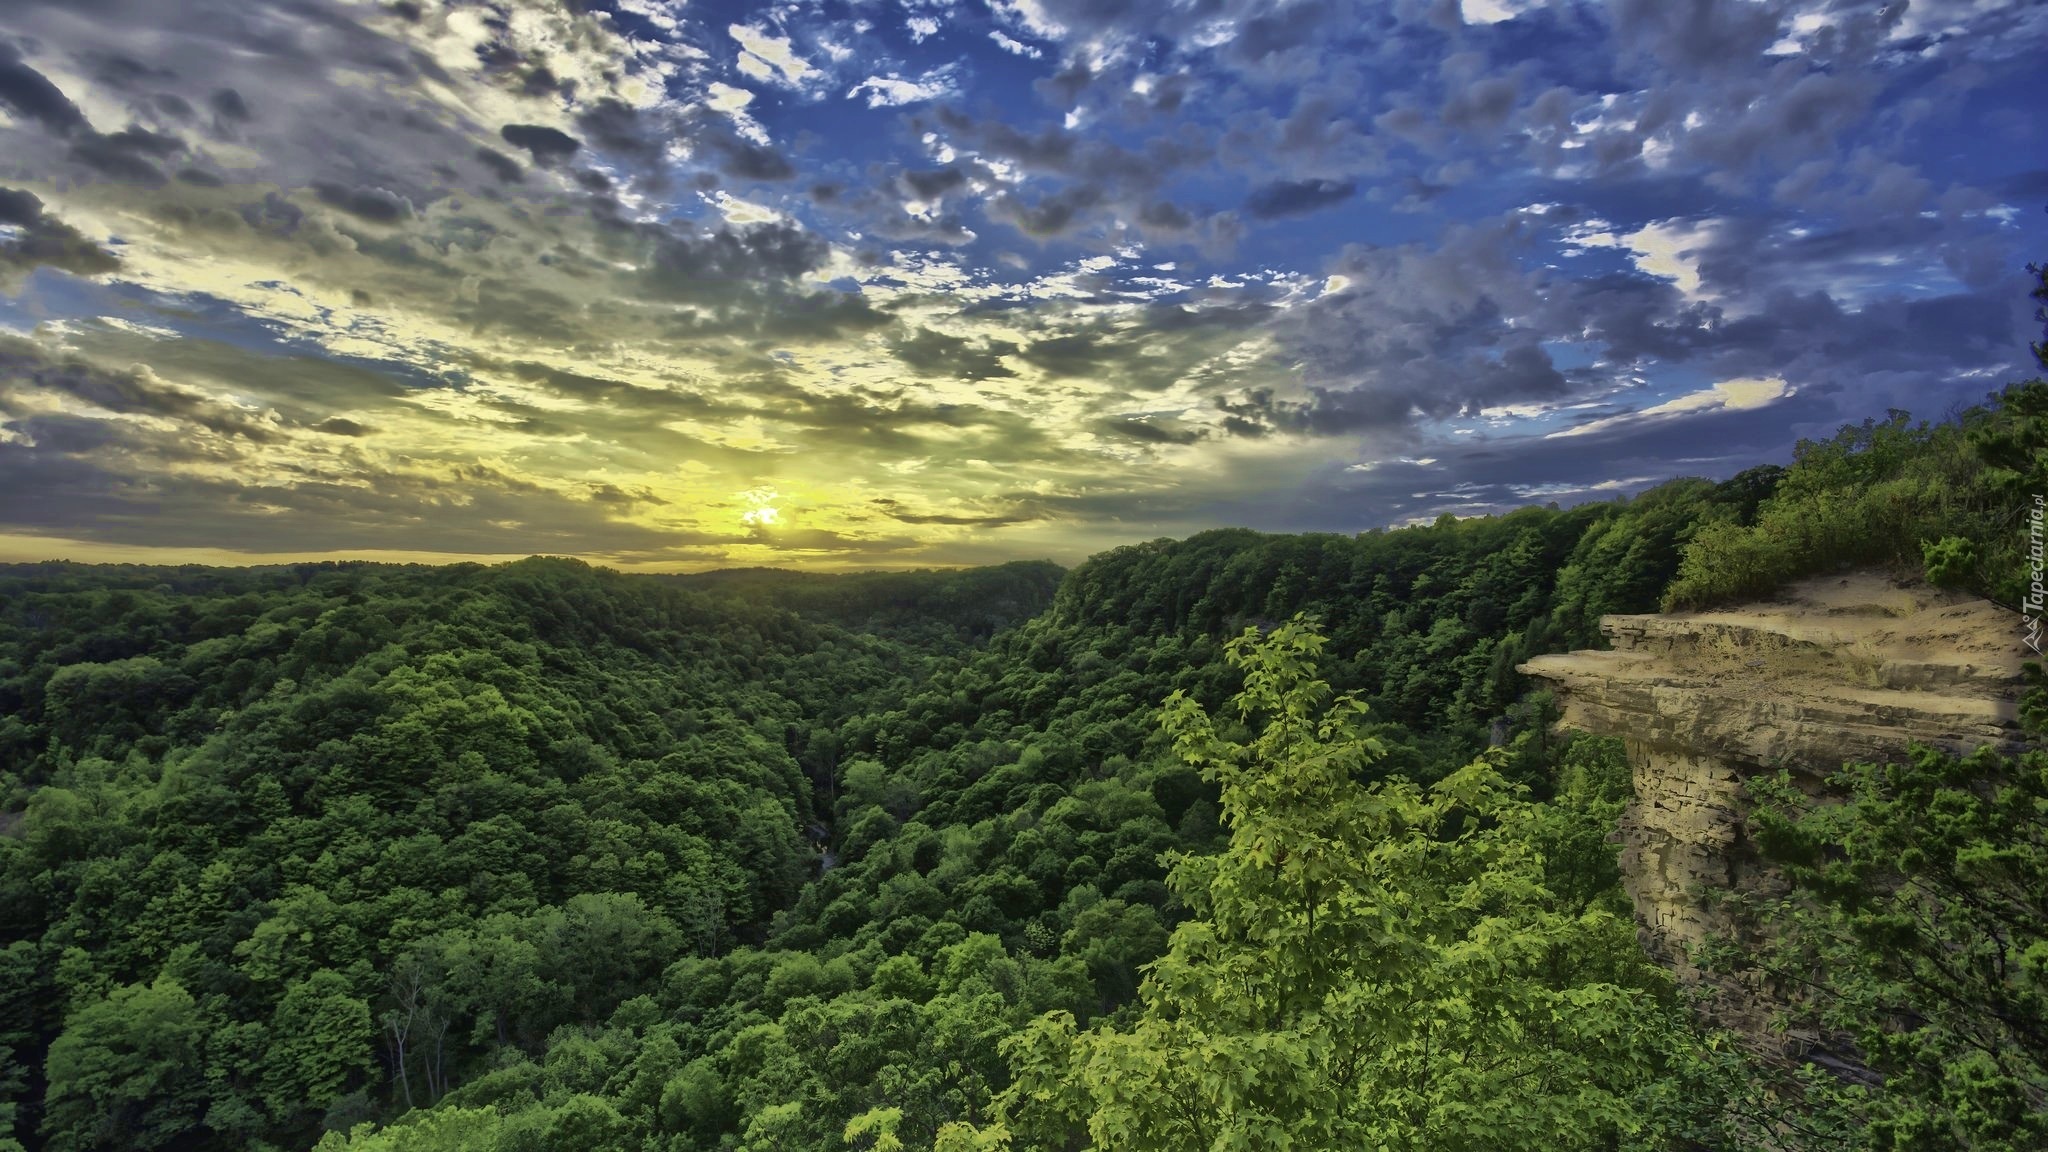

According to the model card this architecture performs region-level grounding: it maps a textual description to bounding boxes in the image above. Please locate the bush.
[1663,396,2030,611]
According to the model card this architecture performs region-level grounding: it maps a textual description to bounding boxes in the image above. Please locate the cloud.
[990,31,1043,58]
[888,327,1019,380]
[1566,217,1719,302]
[730,24,819,88]
[0,41,88,135]
[849,67,960,109]
[704,81,774,147]
[1460,0,1540,26]
[0,186,120,285]
[0,335,281,442]
[0,0,2036,569]
[871,496,1044,527]
[500,123,582,166]
[1552,376,1791,438]
[474,147,524,183]
[1244,176,1357,219]
[1096,415,1207,445]
[311,181,414,223]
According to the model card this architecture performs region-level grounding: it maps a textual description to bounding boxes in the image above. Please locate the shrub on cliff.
[1662,386,2040,612]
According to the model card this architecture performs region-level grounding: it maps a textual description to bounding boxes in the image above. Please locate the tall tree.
[41,979,208,1152]
[988,617,1698,1151]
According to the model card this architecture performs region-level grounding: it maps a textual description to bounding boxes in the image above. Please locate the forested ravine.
[2,380,2045,1151]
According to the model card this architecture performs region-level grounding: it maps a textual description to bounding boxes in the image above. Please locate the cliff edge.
[1518,570,2028,1043]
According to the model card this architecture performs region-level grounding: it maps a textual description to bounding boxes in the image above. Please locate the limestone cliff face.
[1518,571,2027,1038]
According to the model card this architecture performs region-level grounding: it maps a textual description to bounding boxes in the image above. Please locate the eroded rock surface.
[1518,571,2027,1040]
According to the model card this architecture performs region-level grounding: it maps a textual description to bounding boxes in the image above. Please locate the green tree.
[987,617,1695,1151]
[41,978,209,1152]
[1727,697,2048,1151]
[263,971,375,1130]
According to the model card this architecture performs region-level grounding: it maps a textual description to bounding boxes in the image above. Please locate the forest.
[1,370,2044,1152]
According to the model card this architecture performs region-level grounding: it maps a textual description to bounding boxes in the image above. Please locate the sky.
[0,0,2042,571]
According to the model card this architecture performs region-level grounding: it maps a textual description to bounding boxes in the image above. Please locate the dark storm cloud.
[0,187,120,283]
[0,188,44,227]
[987,184,1106,239]
[210,87,251,122]
[237,191,306,238]
[888,327,1019,380]
[507,360,709,409]
[68,126,186,184]
[1096,416,1208,446]
[499,123,581,166]
[311,181,414,223]
[574,98,663,166]
[1017,331,1122,378]
[0,41,89,135]
[1244,177,1357,219]
[0,432,703,555]
[1605,0,1789,78]
[1250,194,2039,444]
[0,336,280,441]
[1250,217,1574,432]
[587,482,667,507]
[900,166,971,200]
[473,146,524,183]
[1667,72,1880,188]
[705,136,797,181]
[1556,212,2034,400]
[869,497,1045,528]
[863,206,980,248]
[63,324,422,420]
[1212,388,1848,535]
[633,220,832,297]
[0,0,615,241]
[1137,200,1195,230]
[924,106,1214,239]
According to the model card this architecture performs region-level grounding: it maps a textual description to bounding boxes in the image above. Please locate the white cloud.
[729,24,819,88]
[848,67,959,108]
[907,16,941,43]
[704,81,772,145]
[1564,217,1720,302]
[705,190,788,226]
[612,0,686,34]
[988,0,1067,41]
[1460,0,1541,25]
[1550,377,1791,438]
[989,30,1042,57]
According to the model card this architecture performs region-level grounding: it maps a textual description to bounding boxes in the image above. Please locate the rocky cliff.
[1518,571,2028,1043]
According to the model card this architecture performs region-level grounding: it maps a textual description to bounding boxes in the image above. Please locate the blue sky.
[0,0,2043,568]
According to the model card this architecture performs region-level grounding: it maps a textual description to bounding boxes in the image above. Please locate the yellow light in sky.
[738,486,782,529]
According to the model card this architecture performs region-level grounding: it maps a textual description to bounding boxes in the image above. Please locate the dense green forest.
[1,371,2044,1151]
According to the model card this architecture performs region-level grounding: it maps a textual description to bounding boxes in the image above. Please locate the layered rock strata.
[1518,571,2027,1041]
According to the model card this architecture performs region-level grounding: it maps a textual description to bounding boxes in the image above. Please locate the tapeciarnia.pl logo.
[2028,493,2045,655]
